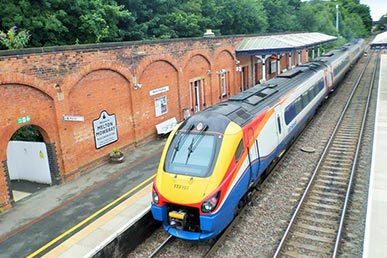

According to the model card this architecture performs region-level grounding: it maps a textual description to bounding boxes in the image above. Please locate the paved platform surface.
[0,138,166,258]
[363,53,387,258]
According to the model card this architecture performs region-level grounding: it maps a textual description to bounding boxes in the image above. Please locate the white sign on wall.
[149,86,169,96]
[63,115,84,122]
[93,110,118,149]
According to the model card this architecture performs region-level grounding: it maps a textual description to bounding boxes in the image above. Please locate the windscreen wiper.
[171,124,194,162]
[185,124,208,164]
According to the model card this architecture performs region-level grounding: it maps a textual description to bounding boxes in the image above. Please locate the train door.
[324,65,333,89]
[274,105,284,144]
[247,128,260,184]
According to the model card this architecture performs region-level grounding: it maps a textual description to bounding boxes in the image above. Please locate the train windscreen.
[164,131,219,177]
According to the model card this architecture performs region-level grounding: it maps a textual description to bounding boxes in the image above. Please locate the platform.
[0,138,165,258]
[363,54,387,257]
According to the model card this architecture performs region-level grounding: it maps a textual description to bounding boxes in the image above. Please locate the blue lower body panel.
[151,200,235,240]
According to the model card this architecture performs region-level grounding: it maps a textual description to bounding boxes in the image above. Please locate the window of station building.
[221,72,227,97]
[270,60,277,74]
[154,95,168,117]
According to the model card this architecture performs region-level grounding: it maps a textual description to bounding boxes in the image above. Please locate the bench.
[156,117,177,135]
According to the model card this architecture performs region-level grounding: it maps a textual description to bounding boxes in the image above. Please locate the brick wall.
[0,37,244,208]
[0,35,314,209]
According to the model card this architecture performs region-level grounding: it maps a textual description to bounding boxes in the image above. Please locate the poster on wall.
[93,110,118,149]
[155,96,168,117]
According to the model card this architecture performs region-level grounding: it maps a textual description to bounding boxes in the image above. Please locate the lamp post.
[336,4,339,32]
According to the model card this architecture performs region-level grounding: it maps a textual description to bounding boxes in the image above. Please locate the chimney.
[203,29,215,38]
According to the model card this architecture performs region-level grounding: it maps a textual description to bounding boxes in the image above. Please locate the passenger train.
[151,39,365,240]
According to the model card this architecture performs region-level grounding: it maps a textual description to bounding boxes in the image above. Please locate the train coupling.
[169,211,187,230]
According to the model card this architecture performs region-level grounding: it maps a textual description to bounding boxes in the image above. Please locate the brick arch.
[213,49,239,97]
[180,53,212,112]
[213,46,236,61]
[135,55,180,75]
[181,51,212,70]
[0,82,60,209]
[62,65,134,174]
[134,59,180,140]
[0,73,56,99]
[0,83,58,157]
[64,61,133,95]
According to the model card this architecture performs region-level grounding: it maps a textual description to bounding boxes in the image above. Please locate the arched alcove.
[7,125,51,202]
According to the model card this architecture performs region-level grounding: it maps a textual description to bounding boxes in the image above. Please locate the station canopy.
[236,32,337,57]
[370,31,387,50]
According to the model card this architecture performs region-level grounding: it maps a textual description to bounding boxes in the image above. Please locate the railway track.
[272,52,378,257]
[146,156,280,258]
[129,48,374,258]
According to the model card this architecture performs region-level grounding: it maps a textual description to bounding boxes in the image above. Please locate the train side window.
[235,140,244,162]
[314,84,319,96]
[302,92,309,108]
[308,88,314,101]
[285,104,295,125]
[295,97,302,114]
[318,79,324,91]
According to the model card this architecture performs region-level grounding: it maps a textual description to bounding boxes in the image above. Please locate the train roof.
[202,63,323,128]
[182,40,361,131]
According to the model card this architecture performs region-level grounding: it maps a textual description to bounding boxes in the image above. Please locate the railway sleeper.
[296,221,337,234]
[318,173,349,182]
[305,202,343,212]
[303,207,341,218]
[292,228,336,243]
[300,215,339,226]
[316,178,349,187]
[286,237,333,253]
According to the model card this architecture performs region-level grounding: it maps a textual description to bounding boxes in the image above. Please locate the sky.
[360,0,387,21]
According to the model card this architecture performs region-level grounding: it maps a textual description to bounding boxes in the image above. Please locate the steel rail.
[147,234,175,258]
[272,52,373,258]
[332,51,378,257]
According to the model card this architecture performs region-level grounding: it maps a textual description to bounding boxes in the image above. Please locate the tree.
[214,0,268,35]
[0,0,134,47]
[264,0,300,33]
[0,26,30,49]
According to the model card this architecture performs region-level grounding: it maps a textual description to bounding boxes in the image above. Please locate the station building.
[0,32,336,210]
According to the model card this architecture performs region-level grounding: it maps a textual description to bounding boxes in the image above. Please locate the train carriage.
[151,39,365,241]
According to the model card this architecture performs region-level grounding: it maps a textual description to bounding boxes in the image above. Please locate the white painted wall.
[7,141,52,184]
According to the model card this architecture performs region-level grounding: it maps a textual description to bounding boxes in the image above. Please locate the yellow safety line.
[27,175,155,258]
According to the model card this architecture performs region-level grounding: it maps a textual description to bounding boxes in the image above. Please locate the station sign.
[63,115,84,122]
[149,86,169,96]
[92,111,118,149]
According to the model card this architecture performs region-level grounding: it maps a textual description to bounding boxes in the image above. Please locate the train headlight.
[152,188,159,204]
[201,191,220,213]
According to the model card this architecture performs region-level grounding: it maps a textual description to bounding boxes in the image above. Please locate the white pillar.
[255,55,270,83]
[262,57,267,82]
[288,53,292,70]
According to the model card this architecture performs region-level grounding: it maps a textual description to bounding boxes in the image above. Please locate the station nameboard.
[92,111,118,149]
[63,115,84,122]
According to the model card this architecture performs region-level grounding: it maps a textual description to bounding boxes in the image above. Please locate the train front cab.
[151,119,248,240]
